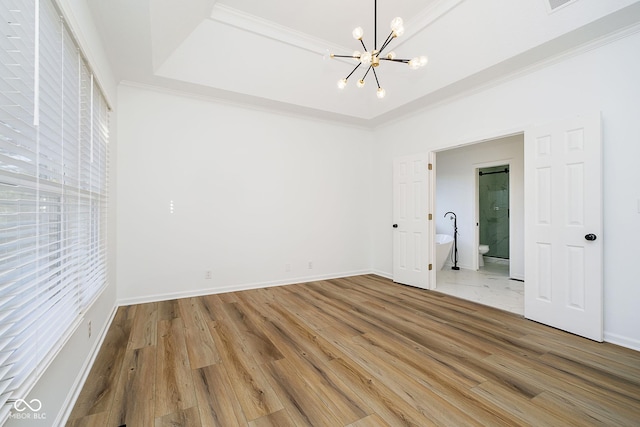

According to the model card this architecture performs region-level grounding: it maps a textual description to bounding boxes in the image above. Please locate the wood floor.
[67,275,640,426]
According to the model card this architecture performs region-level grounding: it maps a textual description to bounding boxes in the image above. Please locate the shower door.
[479,165,510,260]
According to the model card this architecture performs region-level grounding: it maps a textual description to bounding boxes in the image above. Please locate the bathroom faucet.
[443,211,459,270]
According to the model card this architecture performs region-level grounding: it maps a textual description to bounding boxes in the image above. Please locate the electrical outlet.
[308,261,313,269]
[285,263,292,272]
[88,320,92,338]
[205,270,212,279]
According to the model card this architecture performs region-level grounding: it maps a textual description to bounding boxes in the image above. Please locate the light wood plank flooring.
[67,275,640,426]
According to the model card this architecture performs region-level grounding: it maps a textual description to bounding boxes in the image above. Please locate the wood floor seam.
[67,274,640,427]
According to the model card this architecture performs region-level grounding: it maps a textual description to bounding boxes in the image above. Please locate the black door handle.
[585,233,597,241]
[392,224,398,228]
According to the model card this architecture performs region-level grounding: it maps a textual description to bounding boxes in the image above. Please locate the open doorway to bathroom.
[434,134,524,315]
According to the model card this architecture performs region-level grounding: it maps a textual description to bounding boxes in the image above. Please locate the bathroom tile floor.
[435,262,524,315]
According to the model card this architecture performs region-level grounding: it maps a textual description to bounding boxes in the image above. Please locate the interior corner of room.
[3,0,640,425]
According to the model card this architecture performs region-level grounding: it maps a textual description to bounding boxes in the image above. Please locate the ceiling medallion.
[331,0,427,99]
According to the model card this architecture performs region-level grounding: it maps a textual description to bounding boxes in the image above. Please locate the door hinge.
[428,163,433,171]
[428,263,433,270]
[428,213,433,220]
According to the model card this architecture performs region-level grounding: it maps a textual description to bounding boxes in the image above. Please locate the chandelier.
[330,0,428,99]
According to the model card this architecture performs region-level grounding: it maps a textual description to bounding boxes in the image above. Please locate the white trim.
[55,304,118,427]
[376,20,640,129]
[118,80,372,131]
[117,270,372,307]
[393,0,465,49]
[210,4,347,58]
[209,0,464,59]
[543,0,578,15]
[372,269,393,281]
[604,332,640,352]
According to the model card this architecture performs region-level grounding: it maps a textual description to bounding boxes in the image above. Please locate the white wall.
[116,85,373,304]
[435,135,524,278]
[372,30,640,350]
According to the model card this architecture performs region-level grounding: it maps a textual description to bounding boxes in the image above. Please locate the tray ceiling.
[87,0,640,125]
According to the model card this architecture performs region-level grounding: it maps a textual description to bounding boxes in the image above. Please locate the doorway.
[477,164,510,269]
[433,134,524,314]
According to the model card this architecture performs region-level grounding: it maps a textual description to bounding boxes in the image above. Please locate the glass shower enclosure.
[478,165,510,260]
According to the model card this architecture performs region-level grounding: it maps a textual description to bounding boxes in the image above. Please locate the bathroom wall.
[479,165,510,259]
[434,136,524,277]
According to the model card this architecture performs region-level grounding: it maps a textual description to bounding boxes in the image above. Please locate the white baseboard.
[58,271,639,427]
[56,304,119,426]
[117,269,372,306]
[604,331,640,352]
[371,269,392,280]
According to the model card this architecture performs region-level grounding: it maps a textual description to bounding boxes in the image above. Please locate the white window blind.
[0,0,109,422]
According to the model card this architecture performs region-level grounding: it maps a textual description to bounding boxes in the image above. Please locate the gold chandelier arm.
[378,31,395,55]
[332,54,360,59]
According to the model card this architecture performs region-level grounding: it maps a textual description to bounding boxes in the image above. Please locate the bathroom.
[434,134,525,312]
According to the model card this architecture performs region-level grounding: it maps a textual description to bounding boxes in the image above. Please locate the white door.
[393,154,430,289]
[524,113,603,341]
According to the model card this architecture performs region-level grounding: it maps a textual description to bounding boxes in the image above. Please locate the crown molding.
[210,4,349,58]
[374,0,466,49]
[209,0,465,58]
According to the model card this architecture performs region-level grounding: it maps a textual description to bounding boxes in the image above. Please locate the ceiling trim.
[394,0,466,48]
[209,0,466,58]
[210,4,349,58]
[119,79,373,129]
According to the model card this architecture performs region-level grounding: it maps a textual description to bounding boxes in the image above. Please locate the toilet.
[479,244,490,267]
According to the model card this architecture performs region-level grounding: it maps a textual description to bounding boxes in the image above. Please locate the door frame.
[474,159,513,274]
[430,129,523,289]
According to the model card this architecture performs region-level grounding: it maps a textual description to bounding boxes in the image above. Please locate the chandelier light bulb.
[360,51,372,65]
[390,17,403,32]
[391,17,404,37]
[332,3,427,99]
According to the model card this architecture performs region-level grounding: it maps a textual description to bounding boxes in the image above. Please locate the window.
[0,0,109,421]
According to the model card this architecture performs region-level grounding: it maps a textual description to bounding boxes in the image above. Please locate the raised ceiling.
[87,0,640,125]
